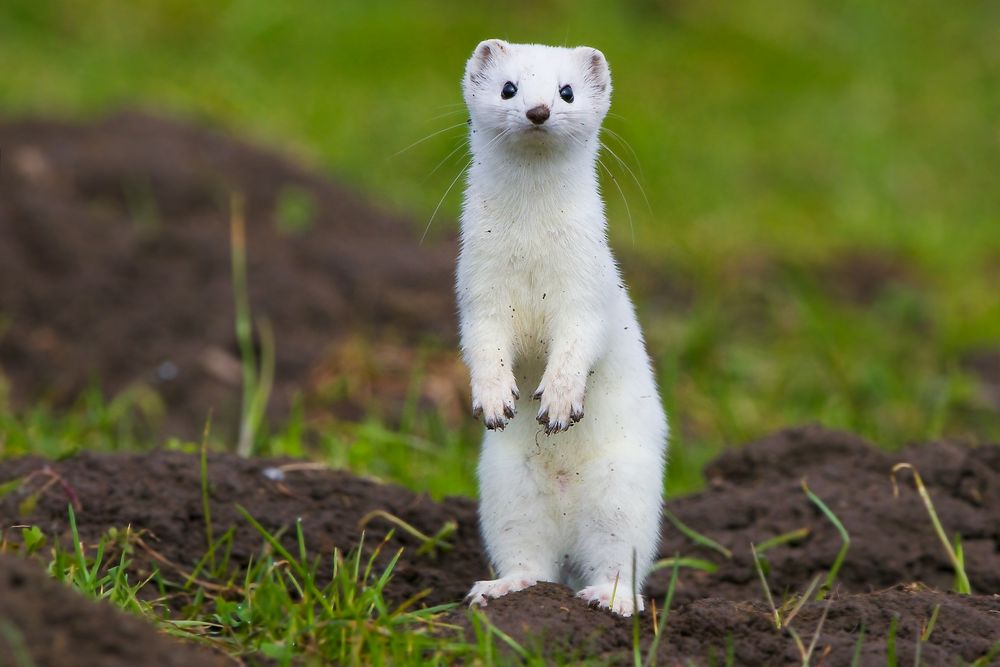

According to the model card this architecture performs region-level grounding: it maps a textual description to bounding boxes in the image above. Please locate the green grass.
[801,480,850,600]
[891,463,972,594]
[42,505,489,665]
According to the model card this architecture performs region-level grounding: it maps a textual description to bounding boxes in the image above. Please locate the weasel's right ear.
[466,39,509,84]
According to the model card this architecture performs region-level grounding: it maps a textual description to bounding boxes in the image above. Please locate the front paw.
[471,377,520,430]
[533,374,585,434]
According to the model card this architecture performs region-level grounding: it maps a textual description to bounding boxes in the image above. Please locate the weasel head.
[462,40,611,154]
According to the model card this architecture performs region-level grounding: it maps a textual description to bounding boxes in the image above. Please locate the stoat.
[456,39,668,616]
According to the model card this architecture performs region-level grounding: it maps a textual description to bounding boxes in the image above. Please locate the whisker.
[566,132,636,246]
[420,127,512,244]
[421,155,472,244]
[391,122,469,158]
[601,126,644,179]
[600,140,652,215]
[423,109,469,123]
[597,154,635,246]
[424,139,470,182]
[479,127,513,156]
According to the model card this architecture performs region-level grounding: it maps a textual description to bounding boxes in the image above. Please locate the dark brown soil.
[2,425,999,665]
[651,426,1000,603]
[0,111,461,439]
[0,449,485,609]
[0,554,231,667]
[463,582,1000,666]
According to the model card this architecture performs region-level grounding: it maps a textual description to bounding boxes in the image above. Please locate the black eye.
[501,81,517,99]
[559,84,574,103]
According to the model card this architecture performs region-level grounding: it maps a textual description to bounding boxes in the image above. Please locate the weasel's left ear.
[466,39,510,84]
[577,47,611,95]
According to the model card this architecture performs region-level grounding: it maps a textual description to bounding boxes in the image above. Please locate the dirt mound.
[0,554,231,667]
[464,583,1000,666]
[0,449,485,609]
[651,425,1000,603]
[1,426,999,665]
[0,112,461,438]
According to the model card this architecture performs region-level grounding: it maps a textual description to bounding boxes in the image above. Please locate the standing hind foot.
[466,574,539,607]
[576,582,645,617]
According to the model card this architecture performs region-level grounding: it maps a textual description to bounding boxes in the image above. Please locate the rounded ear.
[578,47,611,95]
[467,39,510,83]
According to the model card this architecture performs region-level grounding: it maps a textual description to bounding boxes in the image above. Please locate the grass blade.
[230,195,275,458]
[474,611,528,660]
[199,415,214,570]
[650,556,718,574]
[891,463,971,594]
[969,641,1000,667]
[886,613,899,667]
[850,624,866,667]
[644,558,680,667]
[663,508,732,559]
[0,620,35,667]
[756,527,810,554]
[67,504,91,590]
[750,543,781,630]
[801,479,850,600]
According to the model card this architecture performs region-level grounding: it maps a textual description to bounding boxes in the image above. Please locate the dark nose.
[526,105,550,125]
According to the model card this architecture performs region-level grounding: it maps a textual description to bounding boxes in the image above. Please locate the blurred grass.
[1,0,999,496]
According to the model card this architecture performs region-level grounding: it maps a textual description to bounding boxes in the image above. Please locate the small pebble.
[157,360,179,381]
[262,467,285,481]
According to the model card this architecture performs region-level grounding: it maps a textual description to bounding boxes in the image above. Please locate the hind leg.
[572,460,663,617]
[468,433,562,606]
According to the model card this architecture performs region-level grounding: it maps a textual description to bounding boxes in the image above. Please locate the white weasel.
[456,40,668,617]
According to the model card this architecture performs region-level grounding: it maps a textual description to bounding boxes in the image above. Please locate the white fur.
[456,40,668,617]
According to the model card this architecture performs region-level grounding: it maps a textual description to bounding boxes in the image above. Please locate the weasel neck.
[466,129,602,202]
[462,128,609,241]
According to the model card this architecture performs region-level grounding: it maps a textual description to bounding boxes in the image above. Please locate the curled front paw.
[471,377,519,430]
[466,575,538,607]
[576,584,644,617]
[533,374,585,434]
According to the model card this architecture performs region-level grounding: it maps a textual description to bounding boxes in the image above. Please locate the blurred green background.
[1,0,998,495]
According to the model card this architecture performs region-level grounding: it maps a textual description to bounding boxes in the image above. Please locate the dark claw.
[536,408,549,425]
[472,403,483,418]
[503,403,515,419]
[570,406,584,423]
[532,388,543,400]
[484,415,506,431]
[544,419,566,435]
[511,387,520,400]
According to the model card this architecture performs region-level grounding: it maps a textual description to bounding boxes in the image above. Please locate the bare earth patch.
[0,112,461,439]
[0,554,231,667]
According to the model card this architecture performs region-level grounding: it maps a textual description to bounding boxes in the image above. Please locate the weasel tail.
[456,40,668,616]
